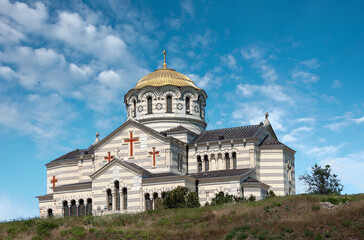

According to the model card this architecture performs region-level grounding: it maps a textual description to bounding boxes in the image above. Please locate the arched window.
[47,209,53,218]
[107,189,112,211]
[161,192,166,200]
[225,153,230,170]
[70,200,77,216]
[153,192,158,210]
[145,193,152,211]
[204,155,209,172]
[86,198,92,216]
[186,97,190,113]
[133,100,136,117]
[232,152,237,169]
[199,100,202,117]
[166,96,172,113]
[78,199,85,216]
[122,188,127,210]
[197,156,202,173]
[63,201,69,217]
[147,97,153,114]
[115,181,120,211]
[178,154,183,171]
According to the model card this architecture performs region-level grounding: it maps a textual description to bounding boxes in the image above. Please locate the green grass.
[1,194,364,239]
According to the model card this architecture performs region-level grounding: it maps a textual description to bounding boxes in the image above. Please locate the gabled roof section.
[46,147,94,167]
[243,177,260,183]
[259,135,296,153]
[160,125,198,136]
[259,135,283,146]
[189,168,253,179]
[90,158,153,179]
[191,124,265,144]
[93,119,169,149]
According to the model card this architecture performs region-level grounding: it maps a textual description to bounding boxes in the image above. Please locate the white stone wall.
[92,163,143,214]
[46,163,79,194]
[94,126,181,175]
[188,141,255,174]
[198,180,241,205]
[259,148,286,196]
[125,86,207,135]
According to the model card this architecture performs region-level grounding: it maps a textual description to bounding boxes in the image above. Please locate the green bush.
[248,195,256,202]
[69,226,87,238]
[164,186,188,208]
[35,220,58,236]
[154,197,165,210]
[267,190,276,198]
[304,230,314,237]
[186,191,200,208]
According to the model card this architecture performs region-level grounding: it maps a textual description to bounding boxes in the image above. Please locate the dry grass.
[1,194,364,240]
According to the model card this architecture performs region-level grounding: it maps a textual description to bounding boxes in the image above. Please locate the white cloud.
[0,17,25,43]
[331,79,342,89]
[292,70,319,83]
[319,151,364,194]
[241,46,264,60]
[181,0,194,18]
[282,126,312,143]
[0,0,47,32]
[240,46,277,82]
[296,117,315,123]
[299,58,320,69]
[325,114,364,131]
[97,70,122,88]
[236,83,292,103]
[0,93,76,141]
[221,54,238,70]
[188,72,215,89]
[307,144,344,157]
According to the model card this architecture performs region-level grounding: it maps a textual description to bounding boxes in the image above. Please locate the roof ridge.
[203,124,262,133]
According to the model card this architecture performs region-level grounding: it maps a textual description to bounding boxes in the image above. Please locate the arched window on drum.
[186,97,190,113]
[147,97,153,114]
[166,96,172,113]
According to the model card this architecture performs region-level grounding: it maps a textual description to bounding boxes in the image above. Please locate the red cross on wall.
[124,132,139,157]
[104,152,114,162]
[149,147,160,167]
[50,176,58,188]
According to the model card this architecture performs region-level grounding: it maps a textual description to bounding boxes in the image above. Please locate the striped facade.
[37,61,295,218]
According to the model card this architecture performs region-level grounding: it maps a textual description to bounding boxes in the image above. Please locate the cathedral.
[37,52,295,218]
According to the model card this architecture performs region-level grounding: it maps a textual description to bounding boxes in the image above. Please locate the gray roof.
[189,168,252,179]
[160,125,197,136]
[243,177,260,183]
[191,124,265,144]
[259,135,283,146]
[46,146,94,166]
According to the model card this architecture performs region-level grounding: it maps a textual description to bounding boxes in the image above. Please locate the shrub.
[69,226,87,238]
[342,220,352,227]
[154,197,165,210]
[36,220,58,236]
[211,192,234,205]
[267,190,276,198]
[186,191,200,208]
[164,186,188,209]
[31,236,43,240]
[304,230,314,237]
[248,195,256,202]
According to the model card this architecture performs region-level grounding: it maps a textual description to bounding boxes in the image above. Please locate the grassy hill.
[1,194,364,240]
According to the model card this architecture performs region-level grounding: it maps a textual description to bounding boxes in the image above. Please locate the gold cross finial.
[163,49,167,69]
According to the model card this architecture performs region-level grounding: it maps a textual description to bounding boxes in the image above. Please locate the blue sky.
[0,0,363,221]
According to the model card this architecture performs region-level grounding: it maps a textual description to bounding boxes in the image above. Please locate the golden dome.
[135,68,199,89]
[134,50,199,90]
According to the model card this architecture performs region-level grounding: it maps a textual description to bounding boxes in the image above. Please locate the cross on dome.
[163,49,167,69]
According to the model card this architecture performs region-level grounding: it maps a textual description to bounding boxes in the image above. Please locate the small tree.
[299,164,343,195]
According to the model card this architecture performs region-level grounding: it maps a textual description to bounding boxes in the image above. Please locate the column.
[112,189,116,211]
